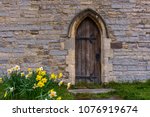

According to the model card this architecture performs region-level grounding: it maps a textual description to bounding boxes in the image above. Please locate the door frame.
[65,9,114,84]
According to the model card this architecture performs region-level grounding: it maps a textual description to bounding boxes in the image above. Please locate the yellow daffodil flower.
[54,75,57,80]
[39,67,43,71]
[41,78,47,83]
[36,68,40,73]
[37,81,45,88]
[41,71,46,76]
[56,97,62,100]
[58,80,63,86]
[49,89,54,93]
[0,78,3,83]
[58,73,63,79]
[49,89,54,92]
[36,75,42,81]
[4,91,7,98]
[50,73,56,80]
[21,72,25,77]
[38,71,41,75]
[36,67,43,73]
[27,68,31,72]
[67,83,71,89]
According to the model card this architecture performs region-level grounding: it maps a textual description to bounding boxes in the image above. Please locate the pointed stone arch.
[65,9,114,84]
[67,8,109,38]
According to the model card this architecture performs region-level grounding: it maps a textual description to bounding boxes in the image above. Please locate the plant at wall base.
[0,66,73,100]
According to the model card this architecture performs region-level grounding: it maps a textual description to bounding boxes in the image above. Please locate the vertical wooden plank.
[80,21,84,77]
[95,28,101,82]
[78,30,82,77]
[94,28,97,78]
[86,32,90,77]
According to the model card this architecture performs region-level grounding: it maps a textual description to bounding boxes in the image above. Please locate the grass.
[0,84,7,99]
[73,80,150,100]
[105,80,150,100]
[73,82,102,89]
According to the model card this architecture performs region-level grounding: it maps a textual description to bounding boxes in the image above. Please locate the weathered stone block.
[111,4,123,9]
[0,60,8,64]
[127,66,146,71]
[112,58,139,65]
[113,66,127,71]
[49,50,68,56]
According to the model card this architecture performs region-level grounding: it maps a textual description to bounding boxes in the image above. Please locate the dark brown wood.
[75,17,101,83]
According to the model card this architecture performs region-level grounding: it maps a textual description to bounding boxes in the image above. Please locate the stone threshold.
[69,88,115,94]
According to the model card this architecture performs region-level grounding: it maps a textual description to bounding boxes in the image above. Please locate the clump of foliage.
[0,65,73,100]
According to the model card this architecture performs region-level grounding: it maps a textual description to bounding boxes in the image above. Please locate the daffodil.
[54,75,57,79]
[58,73,63,79]
[21,72,25,77]
[32,83,38,89]
[36,75,42,81]
[39,67,43,71]
[67,83,71,89]
[25,72,32,79]
[58,80,63,86]
[29,71,32,75]
[41,70,46,76]
[25,74,29,79]
[38,70,46,76]
[11,67,16,71]
[27,68,32,72]
[37,81,45,88]
[36,68,40,73]
[7,69,12,74]
[41,78,47,83]
[0,78,3,83]
[49,89,54,93]
[56,97,62,100]
[14,65,20,71]
[49,89,57,98]
[9,87,14,92]
[50,73,56,80]
[4,91,7,98]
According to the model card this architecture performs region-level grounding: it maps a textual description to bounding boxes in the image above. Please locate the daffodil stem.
[40,89,43,99]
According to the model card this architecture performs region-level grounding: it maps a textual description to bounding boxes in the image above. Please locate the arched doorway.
[65,9,112,85]
[75,17,101,83]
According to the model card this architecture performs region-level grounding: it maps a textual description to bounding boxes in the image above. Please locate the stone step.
[69,88,115,94]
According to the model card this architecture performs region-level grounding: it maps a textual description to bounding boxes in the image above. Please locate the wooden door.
[75,17,101,83]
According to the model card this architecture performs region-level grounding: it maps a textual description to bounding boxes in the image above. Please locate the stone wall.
[0,0,149,83]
